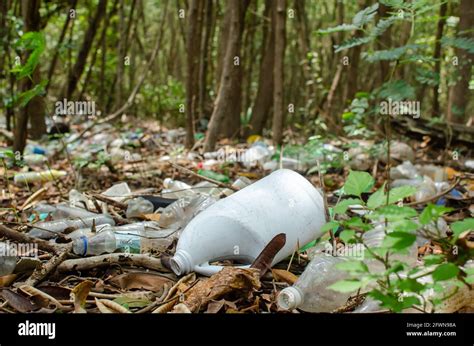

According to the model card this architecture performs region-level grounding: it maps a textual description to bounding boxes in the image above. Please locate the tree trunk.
[62,0,107,100]
[185,0,203,147]
[198,0,213,120]
[204,0,249,152]
[247,0,274,136]
[14,0,46,152]
[432,1,447,117]
[448,0,473,124]
[46,0,77,92]
[272,0,286,145]
[376,3,392,86]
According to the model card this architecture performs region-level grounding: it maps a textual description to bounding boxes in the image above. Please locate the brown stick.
[89,193,128,210]
[0,223,63,254]
[58,253,169,273]
[169,162,238,191]
[24,244,72,287]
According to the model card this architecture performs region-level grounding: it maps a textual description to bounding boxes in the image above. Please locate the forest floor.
[0,119,473,313]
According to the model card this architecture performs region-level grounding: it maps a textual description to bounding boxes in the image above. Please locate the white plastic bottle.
[277,254,351,312]
[170,169,327,276]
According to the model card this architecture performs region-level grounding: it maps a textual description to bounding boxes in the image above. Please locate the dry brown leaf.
[152,273,196,314]
[271,269,298,285]
[143,213,161,221]
[19,285,64,309]
[0,289,39,312]
[182,267,260,313]
[108,272,174,293]
[70,280,93,313]
[0,274,17,287]
[95,298,130,313]
[170,303,191,313]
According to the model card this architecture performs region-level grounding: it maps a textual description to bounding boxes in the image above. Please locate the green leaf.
[423,254,445,265]
[321,221,339,233]
[339,230,356,244]
[335,36,372,53]
[368,290,402,312]
[419,204,453,225]
[15,80,48,107]
[367,205,418,221]
[334,198,364,214]
[401,296,421,309]
[335,260,369,273]
[352,3,379,27]
[363,44,422,63]
[11,32,46,79]
[317,23,357,34]
[343,171,374,197]
[377,80,416,102]
[344,217,371,231]
[432,263,459,282]
[382,231,416,250]
[367,183,386,209]
[388,186,417,204]
[328,279,362,293]
[396,278,425,293]
[441,36,474,54]
[391,219,419,233]
[450,219,474,239]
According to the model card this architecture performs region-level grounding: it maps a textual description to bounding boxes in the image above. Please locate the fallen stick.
[89,193,128,210]
[58,253,169,273]
[24,245,72,287]
[169,162,238,191]
[405,177,460,206]
[0,223,64,254]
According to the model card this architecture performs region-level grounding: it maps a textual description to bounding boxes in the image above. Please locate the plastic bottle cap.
[277,286,303,310]
[170,249,193,276]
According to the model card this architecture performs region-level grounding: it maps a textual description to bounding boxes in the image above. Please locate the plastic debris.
[158,194,217,229]
[126,197,155,219]
[170,169,327,276]
[13,170,67,184]
[28,215,115,239]
[0,242,17,276]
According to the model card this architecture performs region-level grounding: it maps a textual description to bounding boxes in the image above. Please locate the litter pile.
[0,121,473,313]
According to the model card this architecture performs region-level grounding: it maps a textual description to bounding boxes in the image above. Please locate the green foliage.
[342,170,374,197]
[352,3,379,27]
[15,79,48,107]
[432,263,459,282]
[334,36,372,53]
[342,94,375,138]
[441,36,474,54]
[11,32,45,80]
[363,44,423,63]
[377,80,416,101]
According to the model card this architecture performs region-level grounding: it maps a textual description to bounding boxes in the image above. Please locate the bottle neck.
[170,249,193,275]
[277,286,304,310]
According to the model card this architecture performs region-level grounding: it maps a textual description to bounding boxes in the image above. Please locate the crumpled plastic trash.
[0,242,17,276]
[126,197,155,218]
[158,194,217,229]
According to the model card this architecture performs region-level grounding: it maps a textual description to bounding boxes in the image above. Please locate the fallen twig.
[58,253,169,272]
[169,161,238,191]
[24,244,72,287]
[0,223,64,254]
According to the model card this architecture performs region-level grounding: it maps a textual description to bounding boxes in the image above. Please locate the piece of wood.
[58,253,169,272]
[24,244,72,287]
[0,223,64,254]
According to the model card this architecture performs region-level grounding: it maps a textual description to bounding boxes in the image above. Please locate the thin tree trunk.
[46,0,77,92]
[448,0,473,123]
[432,2,447,117]
[376,3,392,86]
[272,0,286,145]
[198,0,213,120]
[204,0,249,152]
[185,0,202,147]
[14,0,45,152]
[62,0,107,100]
[247,0,274,136]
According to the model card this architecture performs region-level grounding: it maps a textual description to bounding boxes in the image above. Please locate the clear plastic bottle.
[14,170,67,184]
[28,215,115,239]
[158,194,217,229]
[0,242,17,276]
[162,178,195,199]
[125,197,154,218]
[73,230,117,256]
[277,254,351,312]
[390,161,420,180]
